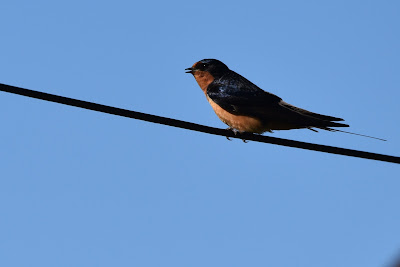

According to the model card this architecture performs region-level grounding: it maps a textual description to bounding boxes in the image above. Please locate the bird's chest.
[206,95,268,134]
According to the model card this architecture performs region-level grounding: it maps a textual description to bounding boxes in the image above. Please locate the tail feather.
[278,101,384,141]
[280,101,345,122]
[318,127,387,141]
[324,121,349,128]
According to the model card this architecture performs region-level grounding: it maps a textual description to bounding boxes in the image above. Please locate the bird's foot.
[226,127,239,141]
[228,127,240,135]
[226,127,249,143]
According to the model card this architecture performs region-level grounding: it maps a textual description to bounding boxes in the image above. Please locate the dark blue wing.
[207,70,347,127]
[206,71,282,115]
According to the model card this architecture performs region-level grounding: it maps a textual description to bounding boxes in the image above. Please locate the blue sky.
[1,1,399,266]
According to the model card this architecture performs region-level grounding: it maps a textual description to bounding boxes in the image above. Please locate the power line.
[1,82,399,164]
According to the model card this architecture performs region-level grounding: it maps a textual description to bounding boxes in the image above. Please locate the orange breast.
[207,96,271,133]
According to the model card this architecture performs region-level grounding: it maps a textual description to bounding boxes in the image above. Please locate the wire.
[1,82,399,164]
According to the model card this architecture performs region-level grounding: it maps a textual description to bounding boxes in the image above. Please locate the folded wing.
[207,71,349,129]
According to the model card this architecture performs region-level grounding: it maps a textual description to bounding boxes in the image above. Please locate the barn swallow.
[186,59,385,141]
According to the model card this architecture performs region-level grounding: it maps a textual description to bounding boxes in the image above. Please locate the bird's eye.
[198,63,208,70]
[195,62,208,71]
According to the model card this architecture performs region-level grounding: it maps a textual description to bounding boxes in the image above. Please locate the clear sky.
[1,1,399,266]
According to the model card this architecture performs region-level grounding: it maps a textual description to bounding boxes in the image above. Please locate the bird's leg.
[226,127,239,141]
[226,127,249,143]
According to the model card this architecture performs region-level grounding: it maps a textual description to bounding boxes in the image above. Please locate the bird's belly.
[207,97,269,134]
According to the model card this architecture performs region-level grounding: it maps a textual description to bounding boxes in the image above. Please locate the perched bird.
[186,59,384,140]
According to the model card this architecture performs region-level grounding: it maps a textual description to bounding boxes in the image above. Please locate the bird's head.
[185,59,229,78]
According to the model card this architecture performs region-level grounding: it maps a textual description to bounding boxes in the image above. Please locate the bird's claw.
[226,127,238,141]
[225,127,249,143]
[227,127,239,135]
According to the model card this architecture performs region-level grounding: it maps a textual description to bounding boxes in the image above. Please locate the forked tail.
[326,128,387,141]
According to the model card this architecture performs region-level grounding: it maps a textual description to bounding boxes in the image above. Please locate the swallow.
[186,59,385,141]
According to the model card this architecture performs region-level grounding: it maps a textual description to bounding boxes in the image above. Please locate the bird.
[186,58,385,141]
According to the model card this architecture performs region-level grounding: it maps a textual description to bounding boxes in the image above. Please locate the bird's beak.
[185,67,194,74]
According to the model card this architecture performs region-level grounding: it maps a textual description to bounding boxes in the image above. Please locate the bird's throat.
[193,71,215,93]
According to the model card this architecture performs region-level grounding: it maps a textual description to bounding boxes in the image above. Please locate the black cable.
[1,82,399,164]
